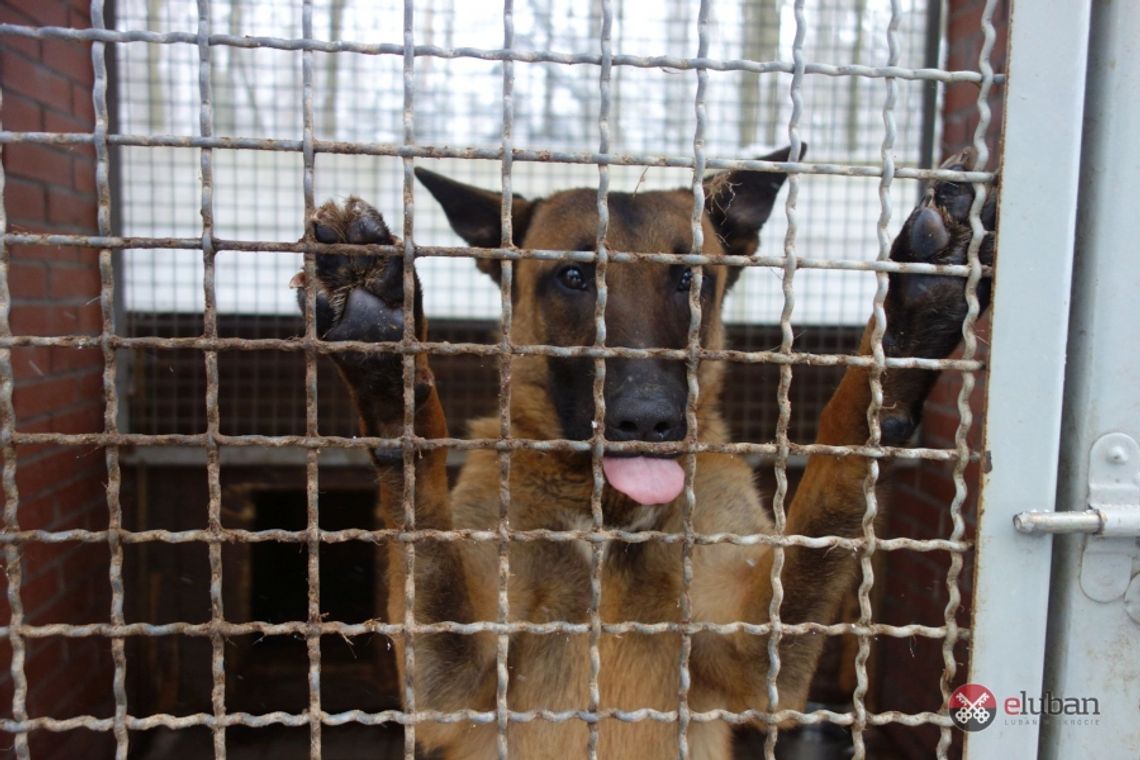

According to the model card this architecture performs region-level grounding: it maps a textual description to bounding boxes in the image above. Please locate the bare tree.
[847,0,868,153]
[145,0,164,130]
[737,0,784,147]
[322,0,349,136]
[664,0,691,153]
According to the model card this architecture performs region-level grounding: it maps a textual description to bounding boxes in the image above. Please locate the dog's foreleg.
[300,198,496,727]
[769,150,997,703]
[695,153,996,711]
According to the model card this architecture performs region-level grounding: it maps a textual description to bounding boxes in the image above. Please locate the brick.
[9,300,103,336]
[921,405,966,448]
[8,243,41,264]
[39,404,103,436]
[31,577,106,626]
[24,242,81,266]
[11,346,54,382]
[46,188,97,230]
[0,29,39,60]
[25,668,76,723]
[43,108,90,135]
[73,156,95,193]
[3,143,72,186]
[48,261,100,300]
[7,260,49,300]
[0,91,42,131]
[67,3,91,29]
[42,39,93,90]
[71,82,94,123]
[20,540,67,584]
[75,299,103,333]
[3,177,47,226]
[47,346,102,373]
[947,8,984,54]
[56,553,112,614]
[15,448,98,500]
[51,478,108,530]
[20,564,62,619]
[0,5,33,25]
[890,492,945,536]
[23,639,66,692]
[943,81,982,121]
[9,303,70,335]
[15,492,56,531]
[946,36,981,73]
[75,369,106,406]
[0,52,72,113]
[11,0,68,28]
[70,140,94,165]
[58,658,113,719]
[13,373,87,421]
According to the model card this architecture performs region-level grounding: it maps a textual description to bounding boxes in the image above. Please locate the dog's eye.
[557,265,589,291]
[677,268,693,292]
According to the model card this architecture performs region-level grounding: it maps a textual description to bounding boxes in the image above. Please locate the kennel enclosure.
[1,0,1138,759]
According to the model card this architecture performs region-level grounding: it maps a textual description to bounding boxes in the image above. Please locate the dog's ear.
[704,143,806,288]
[415,168,534,284]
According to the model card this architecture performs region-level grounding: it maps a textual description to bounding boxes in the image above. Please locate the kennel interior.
[0,0,1009,758]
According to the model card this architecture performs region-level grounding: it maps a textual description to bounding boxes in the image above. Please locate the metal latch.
[1013,432,1140,620]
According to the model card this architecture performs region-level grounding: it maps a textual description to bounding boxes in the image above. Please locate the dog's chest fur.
[448,427,771,680]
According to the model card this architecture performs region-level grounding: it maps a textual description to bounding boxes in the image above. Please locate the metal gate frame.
[1039,0,1140,756]
[964,0,1088,756]
[968,0,1140,757]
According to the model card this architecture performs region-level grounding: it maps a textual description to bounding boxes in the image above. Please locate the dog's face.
[512,188,721,448]
[416,147,799,503]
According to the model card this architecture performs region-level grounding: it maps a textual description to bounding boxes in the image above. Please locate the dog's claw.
[312,219,341,245]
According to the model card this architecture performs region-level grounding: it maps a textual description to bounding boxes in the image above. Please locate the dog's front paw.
[877,150,997,443]
[883,148,997,361]
[292,198,427,429]
[294,197,422,346]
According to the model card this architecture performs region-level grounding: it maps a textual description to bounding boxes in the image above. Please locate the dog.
[294,146,996,759]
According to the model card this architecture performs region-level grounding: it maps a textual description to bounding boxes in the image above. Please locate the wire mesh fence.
[113,0,938,442]
[0,0,1003,758]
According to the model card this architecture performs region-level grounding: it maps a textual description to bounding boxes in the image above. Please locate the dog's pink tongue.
[602,457,685,506]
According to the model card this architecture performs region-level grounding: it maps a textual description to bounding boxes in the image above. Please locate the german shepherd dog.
[294,146,996,759]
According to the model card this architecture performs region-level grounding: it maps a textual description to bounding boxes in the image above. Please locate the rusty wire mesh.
[0,0,1001,758]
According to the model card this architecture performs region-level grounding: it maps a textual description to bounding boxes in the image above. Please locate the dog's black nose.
[607,395,686,443]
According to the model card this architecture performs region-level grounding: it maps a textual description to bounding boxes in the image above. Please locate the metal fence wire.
[0,0,1001,758]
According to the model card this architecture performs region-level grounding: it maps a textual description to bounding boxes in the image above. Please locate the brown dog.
[296,147,995,759]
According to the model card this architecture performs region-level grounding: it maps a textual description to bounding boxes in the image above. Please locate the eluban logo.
[949,684,1102,731]
[949,683,997,732]
[1003,691,1101,719]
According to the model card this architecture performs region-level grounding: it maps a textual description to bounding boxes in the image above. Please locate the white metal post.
[965,0,1091,757]
[1038,0,1140,756]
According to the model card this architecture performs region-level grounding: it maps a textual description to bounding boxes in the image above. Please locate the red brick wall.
[874,1,1008,757]
[1,1,115,757]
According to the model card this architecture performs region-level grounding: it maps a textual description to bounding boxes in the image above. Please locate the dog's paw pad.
[293,197,419,347]
[323,286,404,344]
[907,207,951,262]
[879,411,917,446]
